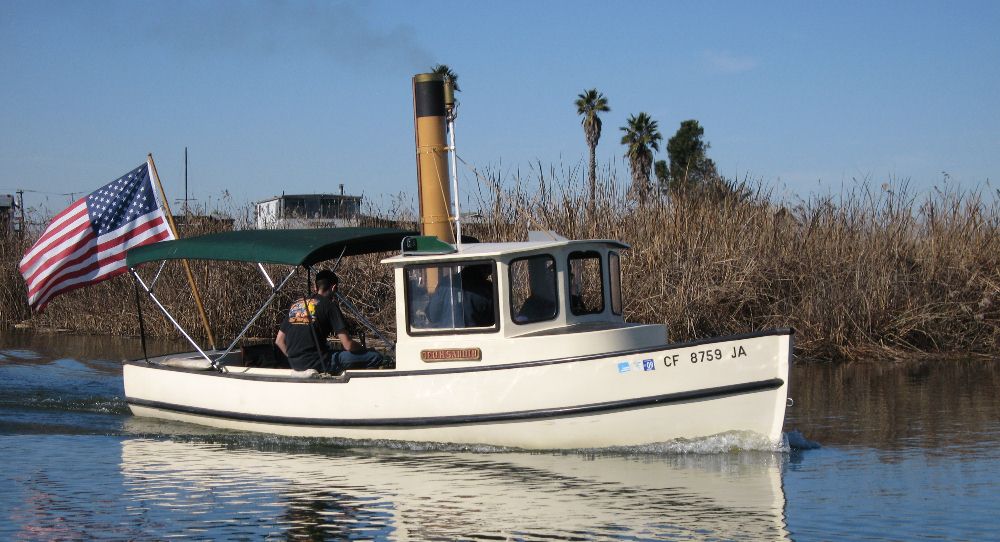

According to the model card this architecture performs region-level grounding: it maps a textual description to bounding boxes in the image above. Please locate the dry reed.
[3,168,998,361]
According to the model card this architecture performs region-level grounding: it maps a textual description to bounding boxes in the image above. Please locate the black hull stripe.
[127,378,784,428]
[124,327,794,381]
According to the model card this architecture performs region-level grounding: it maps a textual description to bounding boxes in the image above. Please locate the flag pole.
[147,153,217,350]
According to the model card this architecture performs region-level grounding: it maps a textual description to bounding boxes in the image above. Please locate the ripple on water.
[0,349,43,361]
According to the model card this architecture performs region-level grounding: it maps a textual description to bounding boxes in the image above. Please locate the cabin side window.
[568,251,604,315]
[404,261,498,333]
[509,255,558,324]
[609,251,623,315]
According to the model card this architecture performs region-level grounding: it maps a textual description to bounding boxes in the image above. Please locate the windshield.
[405,262,498,333]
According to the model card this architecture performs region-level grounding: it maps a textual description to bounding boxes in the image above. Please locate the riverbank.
[4,175,998,361]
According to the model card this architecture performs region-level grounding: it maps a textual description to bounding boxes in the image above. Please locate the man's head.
[315,270,339,296]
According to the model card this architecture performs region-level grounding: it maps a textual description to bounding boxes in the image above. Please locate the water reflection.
[119,438,789,540]
[786,359,1000,453]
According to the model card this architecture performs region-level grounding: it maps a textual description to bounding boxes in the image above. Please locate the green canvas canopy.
[126,227,416,267]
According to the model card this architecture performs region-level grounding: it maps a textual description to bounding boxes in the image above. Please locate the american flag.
[19,160,175,311]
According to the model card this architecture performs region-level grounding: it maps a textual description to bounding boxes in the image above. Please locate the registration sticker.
[642,359,656,371]
[617,361,631,374]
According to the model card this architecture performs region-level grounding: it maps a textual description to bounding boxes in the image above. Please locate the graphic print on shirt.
[287,298,318,325]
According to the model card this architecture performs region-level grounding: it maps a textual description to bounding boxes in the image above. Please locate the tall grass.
[3,168,998,361]
[1,233,31,325]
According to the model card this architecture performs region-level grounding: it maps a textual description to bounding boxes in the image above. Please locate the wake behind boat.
[120,72,791,450]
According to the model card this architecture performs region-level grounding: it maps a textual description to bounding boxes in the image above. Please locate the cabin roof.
[126,227,415,267]
[381,239,628,265]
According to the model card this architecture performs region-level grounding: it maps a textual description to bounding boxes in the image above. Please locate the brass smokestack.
[412,73,454,244]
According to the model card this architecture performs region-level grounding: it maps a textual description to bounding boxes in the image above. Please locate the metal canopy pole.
[131,268,213,364]
[214,267,297,367]
[149,260,168,291]
[447,109,462,251]
[257,263,275,289]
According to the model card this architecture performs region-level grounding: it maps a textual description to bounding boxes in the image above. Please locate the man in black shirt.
[276,270,383,373]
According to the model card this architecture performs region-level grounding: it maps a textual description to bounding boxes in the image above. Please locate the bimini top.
[126,227,416,267]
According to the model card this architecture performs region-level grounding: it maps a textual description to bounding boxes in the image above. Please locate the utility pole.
[16,189,25,236]
[184,147,189,215]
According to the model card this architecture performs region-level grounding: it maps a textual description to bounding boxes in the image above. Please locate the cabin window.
[405,261,498,333]
[568,251,604,315]
[509,255,558,324]
[609,251,623,315]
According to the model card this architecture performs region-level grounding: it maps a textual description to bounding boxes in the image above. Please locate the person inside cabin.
[459,264,495,327]
[514,257,557,323]
[425,263,495,328]
[275,270,383,373]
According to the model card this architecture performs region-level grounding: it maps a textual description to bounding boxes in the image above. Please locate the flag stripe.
[29,222,172,307]
[19,201,89,268]
[19,219,95,281]
[29,215,171,301]
[31,228,174,311]
[24,232,98,296]
[27,214,168,301]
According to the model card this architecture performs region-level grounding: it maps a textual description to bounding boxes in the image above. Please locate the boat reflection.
[119,434,789,540]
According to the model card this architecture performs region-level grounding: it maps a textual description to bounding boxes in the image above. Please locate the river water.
[1,330,997,541]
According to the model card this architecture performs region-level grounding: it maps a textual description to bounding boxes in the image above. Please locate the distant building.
[255,190,363,229]
[0,194,16,233]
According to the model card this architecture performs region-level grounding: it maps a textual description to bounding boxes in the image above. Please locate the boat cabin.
[383,235,667,370]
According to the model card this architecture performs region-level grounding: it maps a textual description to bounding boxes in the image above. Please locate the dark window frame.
[508,254,560,325]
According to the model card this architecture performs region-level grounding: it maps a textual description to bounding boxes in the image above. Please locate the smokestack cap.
[413,73,446,118]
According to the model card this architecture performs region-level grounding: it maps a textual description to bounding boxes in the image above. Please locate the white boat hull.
[124,329,792,450]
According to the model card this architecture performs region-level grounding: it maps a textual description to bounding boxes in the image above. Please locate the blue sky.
[2,1,998,215]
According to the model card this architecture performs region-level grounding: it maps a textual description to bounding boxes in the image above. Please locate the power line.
[0,188,80,197]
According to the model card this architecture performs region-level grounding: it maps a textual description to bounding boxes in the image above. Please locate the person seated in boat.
[275,270,383,373]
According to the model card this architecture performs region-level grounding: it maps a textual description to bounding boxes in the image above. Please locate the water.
[1,330,998,541]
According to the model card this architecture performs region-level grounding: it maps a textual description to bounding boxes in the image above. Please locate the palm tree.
[620,113,662,204]
[431,64,460,92]
[575,89,610,205]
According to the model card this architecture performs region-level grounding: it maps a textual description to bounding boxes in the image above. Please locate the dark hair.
[315,270,339,291]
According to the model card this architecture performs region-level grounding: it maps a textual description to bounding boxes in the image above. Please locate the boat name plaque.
[421,348,482,362]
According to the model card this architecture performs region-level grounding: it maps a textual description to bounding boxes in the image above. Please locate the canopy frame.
[131,268,214,365]
[125,227,414,369]
[130,263,298,371]
[214,266,298,368]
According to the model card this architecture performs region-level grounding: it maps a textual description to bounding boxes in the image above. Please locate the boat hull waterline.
[123,330,791,450]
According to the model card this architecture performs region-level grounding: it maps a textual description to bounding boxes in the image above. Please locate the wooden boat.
[121,72,792,450]
[123,227,792,450]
